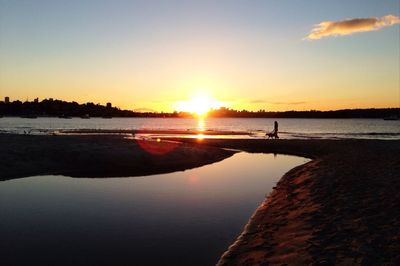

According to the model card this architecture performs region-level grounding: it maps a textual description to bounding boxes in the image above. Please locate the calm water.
[0,153,308,266]
[0,117,399,139]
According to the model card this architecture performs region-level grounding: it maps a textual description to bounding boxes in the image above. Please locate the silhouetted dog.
[266,132,279,139]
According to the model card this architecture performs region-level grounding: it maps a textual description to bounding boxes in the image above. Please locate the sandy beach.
[1,134,399,265]
[3,1,399,265]
[172,138,400,265]
[0,134,235,180]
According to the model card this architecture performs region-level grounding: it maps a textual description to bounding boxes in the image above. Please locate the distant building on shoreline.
[106,102,112,108]
[5,97,10,104]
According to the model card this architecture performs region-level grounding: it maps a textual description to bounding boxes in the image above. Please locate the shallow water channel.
[0,153,309,266]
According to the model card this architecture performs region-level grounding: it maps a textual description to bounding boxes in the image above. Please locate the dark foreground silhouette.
[0,134,235,180]
[1,134,399,265]
[172,138,400,265]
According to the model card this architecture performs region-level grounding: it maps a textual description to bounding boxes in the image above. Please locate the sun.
[176,92,222,116]
[190,94,214,116]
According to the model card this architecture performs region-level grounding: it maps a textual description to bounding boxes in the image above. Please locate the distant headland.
[0,97,398,119]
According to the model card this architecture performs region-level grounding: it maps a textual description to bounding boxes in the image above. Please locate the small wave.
[1,125,399,140]
[281,131,400,140]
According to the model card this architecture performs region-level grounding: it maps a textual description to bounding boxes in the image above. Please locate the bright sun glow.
[176,92,222,116]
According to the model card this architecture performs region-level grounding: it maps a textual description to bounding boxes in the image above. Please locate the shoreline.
[170,138,400,265]
[1,134,399,264]
[0,134,236,181]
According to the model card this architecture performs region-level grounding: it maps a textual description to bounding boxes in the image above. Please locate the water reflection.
[197,117,205,132]
[0,153,309,266]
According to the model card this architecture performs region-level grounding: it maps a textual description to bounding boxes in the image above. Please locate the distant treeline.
[208,107,400,118]
[0,99,398,118]
[0,99,162,118]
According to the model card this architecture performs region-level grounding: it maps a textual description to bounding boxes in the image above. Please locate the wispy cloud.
[250,99,268,104]
[133,108,156,112]
[305,14,400,40]
[250,100,307,105]
[269,101,307,105]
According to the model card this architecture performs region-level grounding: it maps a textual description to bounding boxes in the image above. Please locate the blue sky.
[0,0,399,111]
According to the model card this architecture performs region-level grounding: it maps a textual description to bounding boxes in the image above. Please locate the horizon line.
[1,97,399,114]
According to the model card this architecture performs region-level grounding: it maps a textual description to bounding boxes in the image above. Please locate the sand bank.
[169,138,400,265]
[0,134,235,180]
[58,129,250,135]
[1,134,399,264]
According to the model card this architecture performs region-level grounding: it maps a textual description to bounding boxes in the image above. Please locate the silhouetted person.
[266,121,279,139]
[274,121,278,136]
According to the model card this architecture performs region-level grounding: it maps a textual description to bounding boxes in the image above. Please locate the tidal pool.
[0,153,308,266]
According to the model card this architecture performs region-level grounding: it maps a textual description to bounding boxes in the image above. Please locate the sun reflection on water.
[197,118,205,132]
[196,118,206,141]
[196,134,205,141]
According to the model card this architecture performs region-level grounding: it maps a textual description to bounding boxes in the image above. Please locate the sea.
[0,117,399,139]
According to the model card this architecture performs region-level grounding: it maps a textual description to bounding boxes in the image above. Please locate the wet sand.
[0,134,235,180]
[1,134,399,264]
[170,138,400,265]
[58,129,250,135]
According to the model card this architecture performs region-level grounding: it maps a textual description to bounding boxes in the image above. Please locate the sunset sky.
[0,0,399,112]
